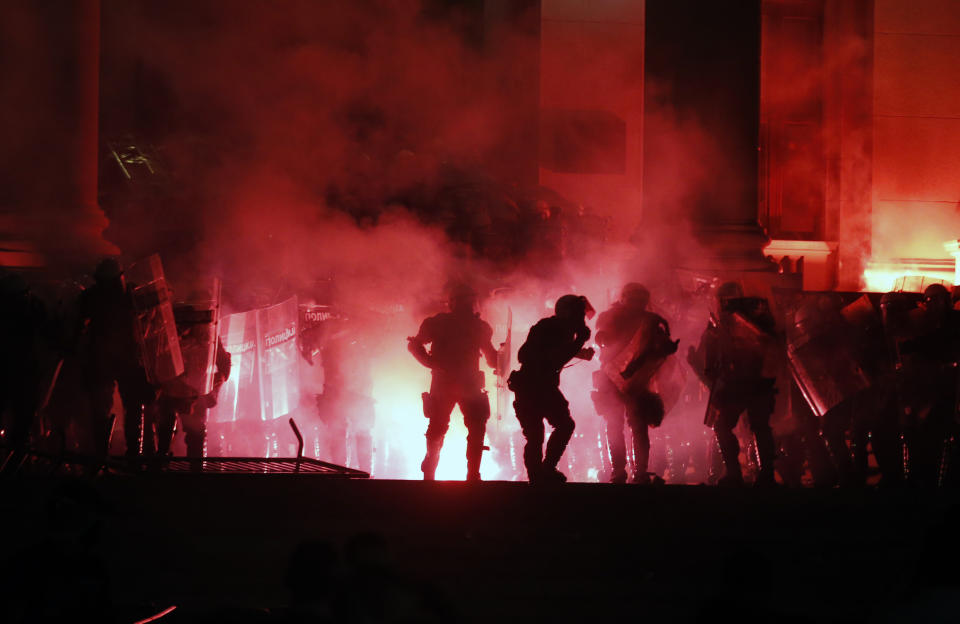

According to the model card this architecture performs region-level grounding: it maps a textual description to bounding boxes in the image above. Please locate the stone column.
[0,0,117,269]
[642,0,775,281]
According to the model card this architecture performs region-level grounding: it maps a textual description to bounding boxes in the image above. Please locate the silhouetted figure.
[788,294,900,488]
[150,336,231,461]
[77,259,154,460]
[896,284,960,487]
[593,283,678,483]
[408,285,498,481]
[313,318,376,473]
[695,282,778,487]
[0,273,48,458]
[509,294,595,483]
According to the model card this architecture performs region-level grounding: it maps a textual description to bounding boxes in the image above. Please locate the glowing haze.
[93,1,731,480]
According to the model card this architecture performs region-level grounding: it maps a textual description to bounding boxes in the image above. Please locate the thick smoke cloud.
[101,1,532,296]
[94,1,762,480]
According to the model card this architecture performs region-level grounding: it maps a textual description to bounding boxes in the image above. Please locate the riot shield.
[602,315,674,395]
[722,297,776,334]
[841,294,891,379]
[209,309,260,424]
[165,278,221,399]
[300,304,337,330]
[687,318,717,387]
[649,355,687,418]
[259,296,300,421]
[298,304,337,396]
[126,254,183,384]
[496,307,512,422]
[786,297,873,419]
[724,310,780,379]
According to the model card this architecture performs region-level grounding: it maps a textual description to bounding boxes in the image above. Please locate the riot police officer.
[408,285,498,481]
[77,259,154,460]
[895,284,960,486]
[509,294,594,483]
[151,336,231,462]
[593,283,678,483]
[697,282,777,487]
[314,316,376,474]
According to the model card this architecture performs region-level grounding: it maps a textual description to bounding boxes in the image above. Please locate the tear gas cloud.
[95,1,736,480]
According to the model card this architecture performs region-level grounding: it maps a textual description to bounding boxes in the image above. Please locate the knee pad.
[421,392,435,419]
[425,417,450,441]
[555,415,575,436]
[633,391,665,428]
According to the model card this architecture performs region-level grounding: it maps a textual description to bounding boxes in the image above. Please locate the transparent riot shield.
[165,278,221,399]
[126,254,183,384]
[209,309,261,424]
[298,304,337,398]
[602,316,674,395]
[649,355,687,418]
[786,296,873,419]
[299,304,336,331]
[259,296,300,421]
[496,307,512,423]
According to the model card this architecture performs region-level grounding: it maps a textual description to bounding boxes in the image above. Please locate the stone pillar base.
[679,223,777,274]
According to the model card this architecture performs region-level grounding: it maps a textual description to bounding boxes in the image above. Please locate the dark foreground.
[3,476,960,623]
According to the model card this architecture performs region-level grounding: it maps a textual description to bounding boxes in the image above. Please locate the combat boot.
[609,470,628,484]
[540,466,567,483]
[466,445,483,482]
[717,469,745,487]
[753,472,776,488]
[466,455,482,481]
[633,471,665,486]
[421,457,437,481]
[421,436,443,480]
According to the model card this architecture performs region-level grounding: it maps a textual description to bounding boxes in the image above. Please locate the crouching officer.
[509,294,595,483]
[408,285,498,481]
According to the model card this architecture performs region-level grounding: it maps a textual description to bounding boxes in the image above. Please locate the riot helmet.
[621,283,650,310]
[716,281,743,302]
[923,283,951,319]
[555,294,595,321]
[94,258,123,284]
[448,283,478,313]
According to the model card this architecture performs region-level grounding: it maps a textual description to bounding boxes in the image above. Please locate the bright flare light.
[862,258,955,292]
[369,344,504,480]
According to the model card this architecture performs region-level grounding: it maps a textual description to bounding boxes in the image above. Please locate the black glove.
[575,325,592,344]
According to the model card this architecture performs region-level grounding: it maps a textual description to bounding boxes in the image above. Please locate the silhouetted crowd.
[5,256,960,490]
[1,479,453,623]
[0,259,227,474]
[410,279,960,489]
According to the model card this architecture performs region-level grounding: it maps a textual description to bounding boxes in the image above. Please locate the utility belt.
[710,376,776,407]
[421,389,490,420]
[432,368,485,392]
[507,368,558,394]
